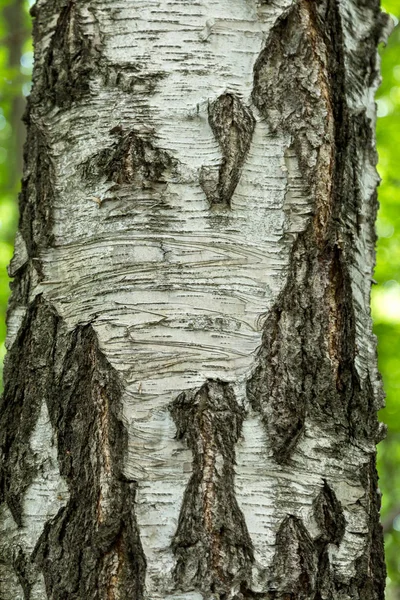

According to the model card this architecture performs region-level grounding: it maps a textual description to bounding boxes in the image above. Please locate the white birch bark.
[0,1,391,599]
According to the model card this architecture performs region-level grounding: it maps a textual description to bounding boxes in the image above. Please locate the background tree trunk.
[0,0,391,598]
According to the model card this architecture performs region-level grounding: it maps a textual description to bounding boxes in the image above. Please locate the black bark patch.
[82,126,177,190]
[33,322,146,599]
[18,120,55,272]
[0,296,58,526]
[313,480,345,546]
[252,3,328,189]
[200,94,255,207]
[38,0,100,109]
[348,457,386,600]
[270,515,317,599]
[247,0,382,462]
[169,379,253,597]
[12,545,36,600]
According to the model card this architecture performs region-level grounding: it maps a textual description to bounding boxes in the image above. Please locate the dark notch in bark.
[200,94,255,207]
[247,0,384,462]
[12,545,37,600]
[33,319,146,599]
[18,120,54,277]
[312,481,345,599]
[169,379,254,597]
[82,126,177,192]
[313,480,345,546]
[33,0,101,110]
[269,485,345,600]
[0,296,58,526]
[270,515,317,599]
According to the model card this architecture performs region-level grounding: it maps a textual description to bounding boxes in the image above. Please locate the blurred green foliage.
[374,4,400,597]
[0,0,31,378]
[0,0,400,595]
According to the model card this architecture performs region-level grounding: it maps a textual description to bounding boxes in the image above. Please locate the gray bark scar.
[200,94,255,208]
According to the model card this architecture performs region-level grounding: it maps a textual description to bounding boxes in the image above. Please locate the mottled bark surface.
[0,0,390,599]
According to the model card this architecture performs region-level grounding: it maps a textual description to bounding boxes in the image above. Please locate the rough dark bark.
[0,0,390,598]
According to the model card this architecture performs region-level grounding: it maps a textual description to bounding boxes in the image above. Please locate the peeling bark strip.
[200,94,255,207]
[169,380,253,596]
[33,313,146,599]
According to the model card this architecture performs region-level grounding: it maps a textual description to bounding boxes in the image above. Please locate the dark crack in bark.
[31,315,146,599]
[312,481,345,600]
[169,379,254,598]
[200,94,255,207]
[0,296,58,526]
[82,126,177,192]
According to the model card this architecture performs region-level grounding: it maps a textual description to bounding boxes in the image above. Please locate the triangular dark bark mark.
[313,480,345,546]
[82,126,177,191]
[270,515,317,599]
[169,379,253,597]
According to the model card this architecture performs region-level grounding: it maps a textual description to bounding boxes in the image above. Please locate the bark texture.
[0,0,390,599]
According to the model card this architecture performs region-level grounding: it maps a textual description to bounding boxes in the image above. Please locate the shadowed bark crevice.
[200,94,255,207]
[169,379,254,598]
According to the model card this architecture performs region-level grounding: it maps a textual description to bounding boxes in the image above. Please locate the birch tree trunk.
[0,0,392,599]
